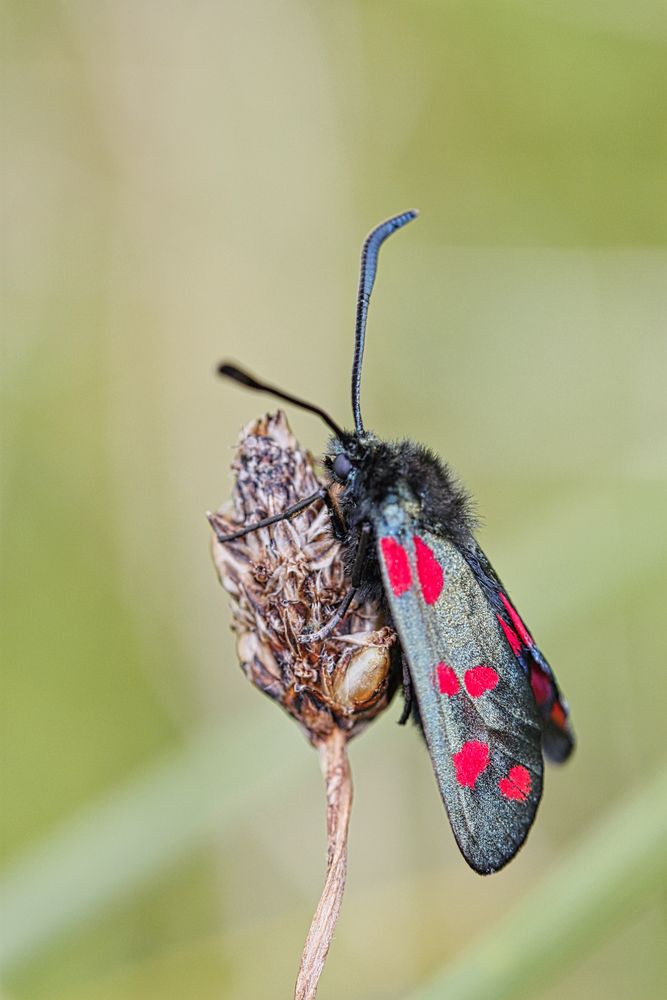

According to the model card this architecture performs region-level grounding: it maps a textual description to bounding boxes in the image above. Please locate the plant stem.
[295,728,353,1000]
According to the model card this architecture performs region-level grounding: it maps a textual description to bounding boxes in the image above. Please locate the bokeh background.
[2,3,667,998]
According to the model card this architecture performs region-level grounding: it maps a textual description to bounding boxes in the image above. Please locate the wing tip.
[543,723,575,764]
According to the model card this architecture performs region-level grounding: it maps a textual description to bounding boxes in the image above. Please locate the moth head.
[332,451,354,483]
[326,434,357,484]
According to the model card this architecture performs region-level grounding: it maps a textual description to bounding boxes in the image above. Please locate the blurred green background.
[2,2,666,998]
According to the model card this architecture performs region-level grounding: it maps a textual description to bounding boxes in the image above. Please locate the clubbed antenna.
[351,210,418,434]
[218,362,345,440]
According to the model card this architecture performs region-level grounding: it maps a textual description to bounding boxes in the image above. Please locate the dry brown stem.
[295,727,353,1000]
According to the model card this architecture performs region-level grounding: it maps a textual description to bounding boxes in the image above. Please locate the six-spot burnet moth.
[212,210,574,874]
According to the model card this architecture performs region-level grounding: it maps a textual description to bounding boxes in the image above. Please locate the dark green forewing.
[373,495,544,874]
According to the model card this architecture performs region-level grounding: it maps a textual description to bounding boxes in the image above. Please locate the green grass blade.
[0,717,308,973]
[408,761,667,1000]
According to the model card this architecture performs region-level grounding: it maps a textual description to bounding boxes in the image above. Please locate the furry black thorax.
[324,430,476,604]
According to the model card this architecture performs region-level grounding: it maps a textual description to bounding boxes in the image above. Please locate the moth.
[212,210,574,874]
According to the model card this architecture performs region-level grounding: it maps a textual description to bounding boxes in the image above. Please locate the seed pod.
[209,410,398,745]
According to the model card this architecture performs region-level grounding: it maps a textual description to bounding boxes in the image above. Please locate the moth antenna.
[351,209,418,435]
[218,363,346,440]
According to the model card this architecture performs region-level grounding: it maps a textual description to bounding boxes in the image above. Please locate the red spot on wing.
[500,593,533,647]
[413,536,444,605]
[464,665,499,697]
[499,765,531,802]
[530,666,552,706]
[497,615,522,656]
[437,663,460,696]
[550,702,567,729]
[380,537,412,596]
[452,741,489,787]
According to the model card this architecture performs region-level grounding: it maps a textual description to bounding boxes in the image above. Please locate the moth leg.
[348,522,372,588]
[397,659,425,733]
[207,488,327,543]
[299,522,371,643]
[325,489,347,539]
[398,657,413,725]
[301,586,358,644]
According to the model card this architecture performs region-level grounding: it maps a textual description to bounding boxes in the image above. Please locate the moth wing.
[374,499,543,874]
[465,542,574,763]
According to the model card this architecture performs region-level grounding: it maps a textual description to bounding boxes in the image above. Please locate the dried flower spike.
[210,410,397,742]
[209,410,397,999]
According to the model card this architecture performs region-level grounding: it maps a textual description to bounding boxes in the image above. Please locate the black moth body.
[213,211,574,874]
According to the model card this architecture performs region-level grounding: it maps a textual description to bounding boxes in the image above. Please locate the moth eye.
[333,453,353,481]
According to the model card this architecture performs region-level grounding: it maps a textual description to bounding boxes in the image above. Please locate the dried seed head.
[210,411,397,745]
